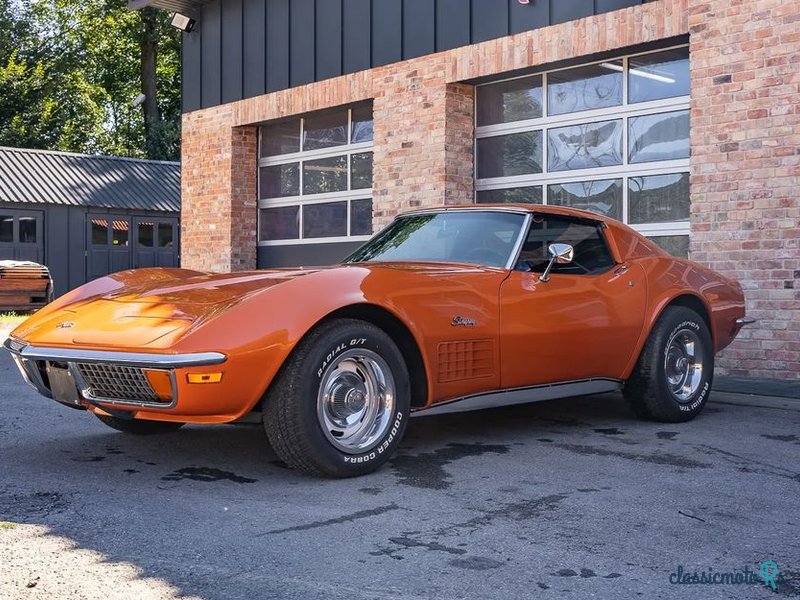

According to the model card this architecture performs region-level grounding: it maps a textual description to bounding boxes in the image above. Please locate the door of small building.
[132,217,179,268]
[87,215,132,280]
[0,209,44,263]
[88,215,180,280]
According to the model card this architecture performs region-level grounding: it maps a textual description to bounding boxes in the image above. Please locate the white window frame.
[474,44,690,245]
[258,105,374,246]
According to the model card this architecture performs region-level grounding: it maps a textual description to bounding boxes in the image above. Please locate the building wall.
[687,0,800,376]
[182,0,645,112]
[180,0,800,378]
[0,203,180,297]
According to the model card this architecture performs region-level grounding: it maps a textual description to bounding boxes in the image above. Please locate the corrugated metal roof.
[0,147,180,213]
[128,0,207,18]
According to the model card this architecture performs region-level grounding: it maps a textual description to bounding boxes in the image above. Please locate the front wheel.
[623,306,714,423]
[263,319,410,477]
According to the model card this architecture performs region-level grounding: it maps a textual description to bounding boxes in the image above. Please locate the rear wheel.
[263,319,410,477]
[94,414,184,435]
[624,306,714,423]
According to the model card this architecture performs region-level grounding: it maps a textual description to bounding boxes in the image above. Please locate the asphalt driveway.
[1,349,798,600]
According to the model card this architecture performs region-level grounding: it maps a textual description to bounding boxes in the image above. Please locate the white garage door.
[474,45,691,257]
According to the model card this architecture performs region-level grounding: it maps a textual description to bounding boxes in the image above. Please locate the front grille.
[74,363,165,404]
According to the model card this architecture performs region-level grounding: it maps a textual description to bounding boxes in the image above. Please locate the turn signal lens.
[143,369,174,402]
[187,373,223,384]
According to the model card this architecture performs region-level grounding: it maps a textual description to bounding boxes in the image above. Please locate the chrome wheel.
[317,349,395,454]
[664,328,704,403]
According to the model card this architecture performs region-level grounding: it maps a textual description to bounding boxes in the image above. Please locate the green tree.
[0,0,180,160]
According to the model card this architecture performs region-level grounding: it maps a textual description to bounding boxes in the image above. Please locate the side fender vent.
[437,340,494,383]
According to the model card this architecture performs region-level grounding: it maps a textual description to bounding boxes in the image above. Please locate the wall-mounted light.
[518,0,531,4]
[170,12,196,33]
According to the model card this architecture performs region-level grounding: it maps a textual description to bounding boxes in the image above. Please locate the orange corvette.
[5,205,750,477]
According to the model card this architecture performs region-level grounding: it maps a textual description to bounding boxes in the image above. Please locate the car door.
[499,213,646,388]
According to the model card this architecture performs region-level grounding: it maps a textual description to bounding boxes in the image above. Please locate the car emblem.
[56,321,75,329]
[451,316,476,327]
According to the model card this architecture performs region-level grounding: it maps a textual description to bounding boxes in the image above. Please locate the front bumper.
[4,337,226,410]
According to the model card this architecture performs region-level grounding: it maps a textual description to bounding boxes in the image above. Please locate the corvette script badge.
[56,321,75,329]
[451,316,476,327]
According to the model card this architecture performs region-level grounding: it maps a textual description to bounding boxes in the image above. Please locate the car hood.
[11,268,322,349]
[11,262,498,350]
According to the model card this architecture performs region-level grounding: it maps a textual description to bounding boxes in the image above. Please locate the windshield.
[344,211,526,268]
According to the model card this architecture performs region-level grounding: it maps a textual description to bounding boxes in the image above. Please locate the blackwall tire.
[263,318,410,478]
[94,414,185,434]
[623,306,714,423]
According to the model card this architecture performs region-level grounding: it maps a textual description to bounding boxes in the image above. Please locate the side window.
[516,215,615,275]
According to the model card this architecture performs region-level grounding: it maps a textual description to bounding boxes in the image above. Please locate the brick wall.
[183,0,688,270]
[180,0,799,378]
[688,0,800,378]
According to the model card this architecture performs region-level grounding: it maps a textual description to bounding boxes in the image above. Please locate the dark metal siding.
[315,0,342,81]
[551,0,594,25]
[265,0,290,92]
[200,0,221,107]
[221,0,243,103]
[185,0,643,112]
[290,0,315,86]
[402,0,434,59]
[372,0,402,67]
[436,0,469,52]
[343,0,371,75]
[471,0,508,44]
[242,0,266,98]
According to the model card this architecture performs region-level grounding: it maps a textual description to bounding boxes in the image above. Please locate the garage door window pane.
[112,220,129,246]
[18,217,36,243]
[548,62,623,116]
[138,223,154,247]
[648,235,689,258]
[350,199,373,236]
[303,202,347,238]
[303,110,348,151]
[259,163,299,199]
[629,110,689,164]
[260,206,299,241]
[629,48,690,104]
[158,224,174,247]
[351,104,373,143]
[477,131,543,179]
[0,216,13,243]
[477,75,543,126]
[303,156,348,195]
[548,179,623,220]
[260,119,301,157]
[629,173,690,224]
[548,120,623,172]
[92,220,108,245]
[476,186,542,204]
[351,152,373,190]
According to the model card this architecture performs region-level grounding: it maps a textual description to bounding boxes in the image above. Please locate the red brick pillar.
[372,57,475,230]
[688,0,800,377]
[180,108,257,272]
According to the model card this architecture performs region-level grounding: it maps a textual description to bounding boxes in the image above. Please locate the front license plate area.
[45,363,82,407]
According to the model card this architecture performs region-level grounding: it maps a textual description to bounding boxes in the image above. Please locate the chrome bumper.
[735,317,756,326]
[3,337,226,408]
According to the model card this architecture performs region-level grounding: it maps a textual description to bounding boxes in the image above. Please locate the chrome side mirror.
[540,243,574,282]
